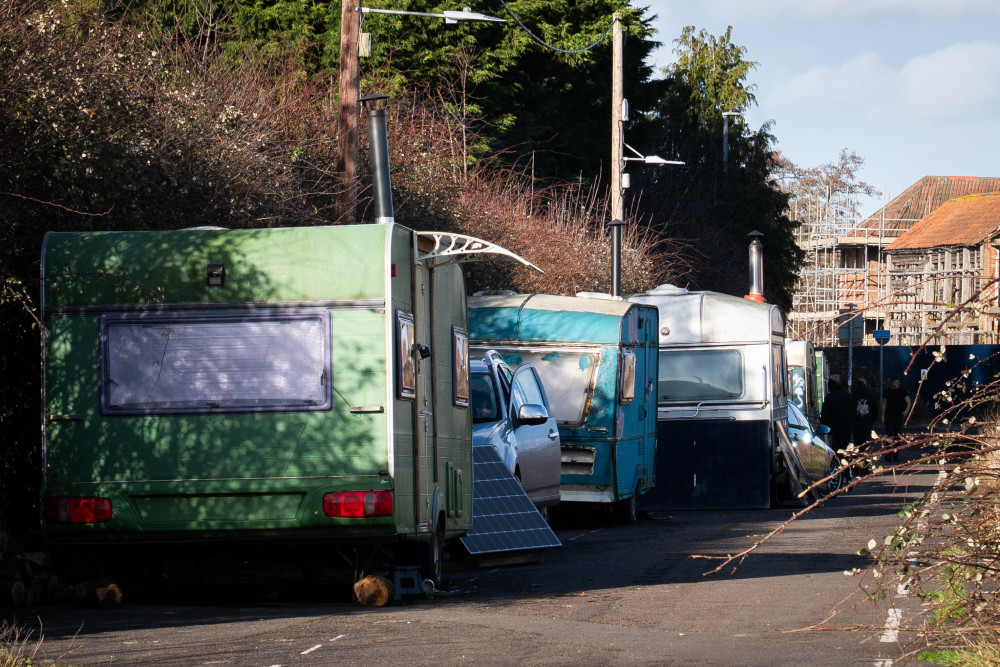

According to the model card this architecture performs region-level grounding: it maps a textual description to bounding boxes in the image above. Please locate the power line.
[498,0,614,54]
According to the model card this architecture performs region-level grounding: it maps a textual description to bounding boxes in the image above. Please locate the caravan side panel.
[40,225,431,545]
[641,419,770,509]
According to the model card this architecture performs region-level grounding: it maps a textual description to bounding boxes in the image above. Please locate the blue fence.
[819,344,1000,421]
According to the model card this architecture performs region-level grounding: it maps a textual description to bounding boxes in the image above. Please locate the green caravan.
[40,223,494,584]
[467,293,658,522]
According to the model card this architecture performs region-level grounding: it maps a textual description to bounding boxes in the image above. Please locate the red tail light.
[44,497,112,524]
[323,491,393,518]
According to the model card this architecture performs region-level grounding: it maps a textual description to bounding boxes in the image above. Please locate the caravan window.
[491,349,598,425]
[452,327,470,407]
[619,349,636,404]
[396,311,416,400]
[657,349,743,402]
[772,344,787,398]
[99,312,331,415]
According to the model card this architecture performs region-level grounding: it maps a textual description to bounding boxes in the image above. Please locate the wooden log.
[17,552,49,582]
[353,574,394,607]
[73,581,90,604]
[11,580,26,606]
[21,552,48,567]
[25,583,42,607]
[74,580,124,607]
[96,583,123,608]
[47,575,75,603]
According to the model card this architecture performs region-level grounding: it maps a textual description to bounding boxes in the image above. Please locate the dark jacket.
[821,385,854,447]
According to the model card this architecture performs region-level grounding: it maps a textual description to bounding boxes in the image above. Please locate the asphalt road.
[5,464,940,666]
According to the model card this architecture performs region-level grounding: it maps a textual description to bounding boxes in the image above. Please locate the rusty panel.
[850,176,1000,236]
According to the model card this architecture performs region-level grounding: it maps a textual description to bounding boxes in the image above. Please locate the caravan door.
[411,260,434,533]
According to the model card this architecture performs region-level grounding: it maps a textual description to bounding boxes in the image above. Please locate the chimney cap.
[748,230,764,239]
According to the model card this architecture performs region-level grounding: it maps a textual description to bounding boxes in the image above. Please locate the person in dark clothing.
[881,376,911,462]
[821,379,853,451]
[851,378,877,468]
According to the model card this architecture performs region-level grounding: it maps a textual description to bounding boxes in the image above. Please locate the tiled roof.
[851,176,1000,235]
[886,192,1000,251]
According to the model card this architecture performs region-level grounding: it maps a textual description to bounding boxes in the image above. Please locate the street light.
[618,143,683,192]
[361,6,505,23]
[609,14,682,298]
[337,3,505,223]
[623,143,683,165]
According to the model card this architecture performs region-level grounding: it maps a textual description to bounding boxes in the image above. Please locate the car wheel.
[826,460,844,494]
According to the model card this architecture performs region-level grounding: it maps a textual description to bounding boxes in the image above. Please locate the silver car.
[787,402,848,494]
[470,351,561,515]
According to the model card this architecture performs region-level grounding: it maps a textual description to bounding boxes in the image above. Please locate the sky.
[643,0,1000,219]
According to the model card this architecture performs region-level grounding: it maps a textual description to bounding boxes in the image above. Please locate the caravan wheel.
[419,520,444,587]
[615,485,639,524]
[769,465,792,509]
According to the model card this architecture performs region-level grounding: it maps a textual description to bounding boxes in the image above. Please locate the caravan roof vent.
[644,284,688,296]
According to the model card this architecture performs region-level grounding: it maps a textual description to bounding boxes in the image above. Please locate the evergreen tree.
[634,26,802,310]
[358,0,662,179]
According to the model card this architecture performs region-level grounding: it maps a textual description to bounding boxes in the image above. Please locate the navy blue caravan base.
[640,419,772,510]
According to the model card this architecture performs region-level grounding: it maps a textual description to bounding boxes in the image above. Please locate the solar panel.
[460,445,562,555]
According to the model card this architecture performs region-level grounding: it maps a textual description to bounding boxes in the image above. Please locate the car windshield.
[787,402,809,431]
[470,371,500,423]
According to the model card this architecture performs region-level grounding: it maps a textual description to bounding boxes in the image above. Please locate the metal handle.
[762,365,769,407]
[49,414,83,422]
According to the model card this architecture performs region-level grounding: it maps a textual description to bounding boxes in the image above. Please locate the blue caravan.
[629,284,805,509]
[468,293,658,521]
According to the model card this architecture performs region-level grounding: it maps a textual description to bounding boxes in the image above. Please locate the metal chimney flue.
[745,230,765,303]
[363,94,393,224]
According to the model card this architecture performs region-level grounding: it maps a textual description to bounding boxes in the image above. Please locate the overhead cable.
[498,0,615,54]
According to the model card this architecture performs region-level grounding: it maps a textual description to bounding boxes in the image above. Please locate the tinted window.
[470,371,499,423]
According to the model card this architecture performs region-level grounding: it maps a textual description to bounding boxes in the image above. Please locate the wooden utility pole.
[337,0,361,224]
[609,13,624,297]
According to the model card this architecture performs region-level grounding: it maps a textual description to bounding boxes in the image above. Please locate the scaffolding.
[787,197,908,347]
[885,230,1000,346]
[788,177,1000,348]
